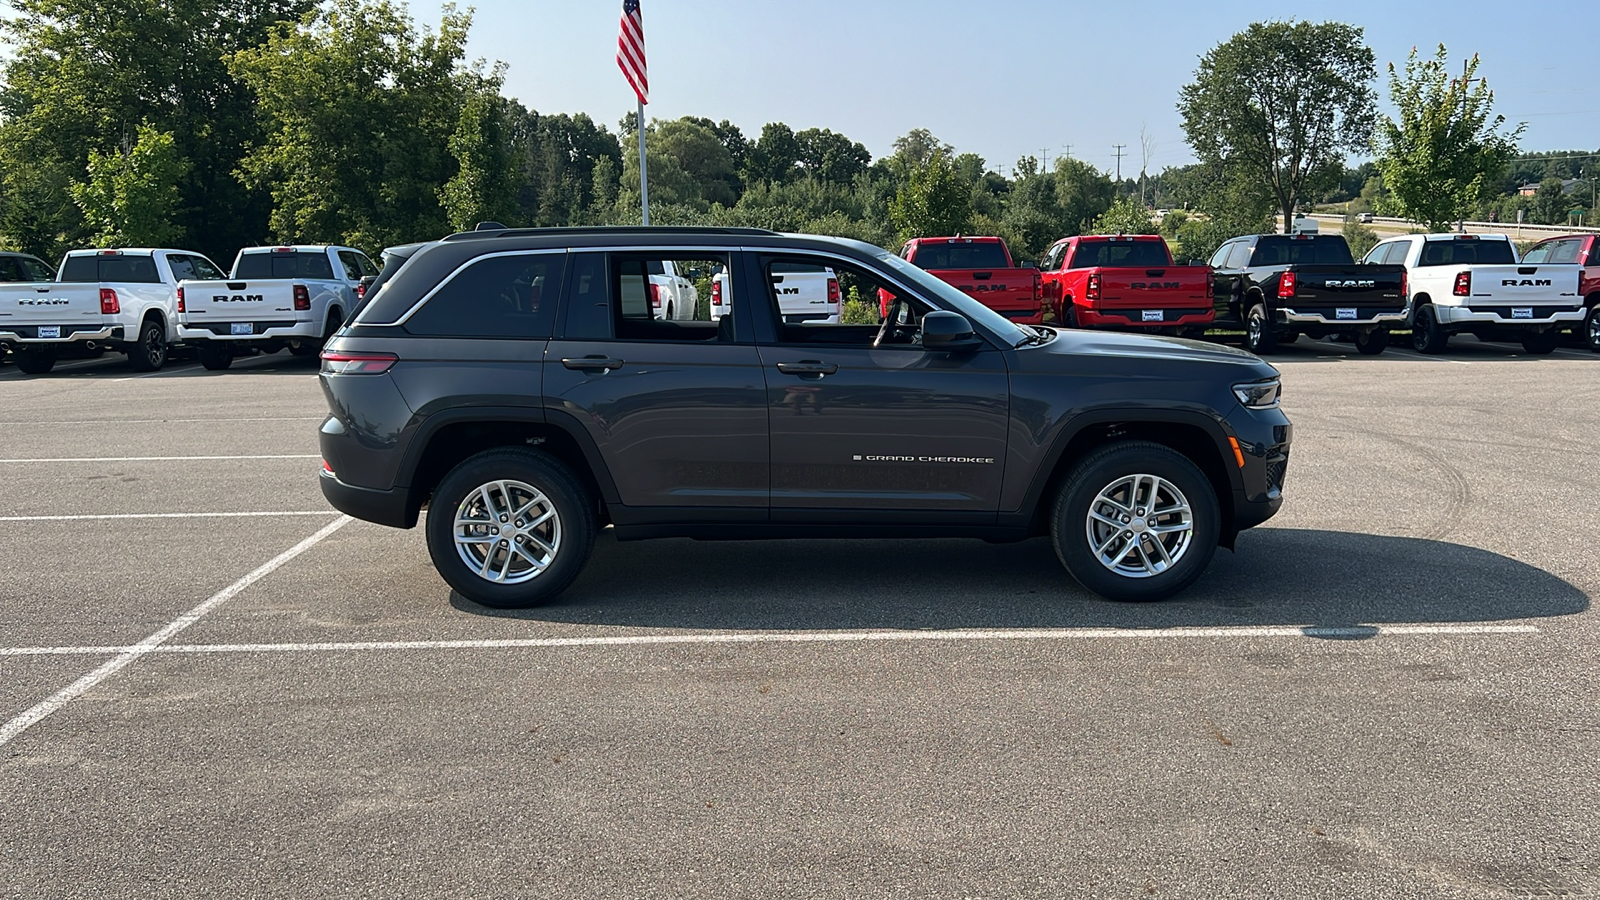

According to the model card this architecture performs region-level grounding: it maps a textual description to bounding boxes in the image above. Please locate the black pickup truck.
[1207,233,1407,355]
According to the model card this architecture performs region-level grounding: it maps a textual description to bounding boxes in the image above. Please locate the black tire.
[1354,329,1390,356]
[425,448,596,609]
[1050,440,1221,602]
[1585,305,1600,353]
[1244,303,1277,354]
[291,309,342,357]
[288,340,319,357]
[196,343,234,371]
[1520,329,1558,356]
[1278,331,1300,345]
[14,346,56,375]
[127,318,168,371]
[1412,305,1448,355]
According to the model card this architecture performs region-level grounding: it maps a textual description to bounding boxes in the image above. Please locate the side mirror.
[1189,259,1206,267]
[921,310,983,352]
[1016,260,1036,269]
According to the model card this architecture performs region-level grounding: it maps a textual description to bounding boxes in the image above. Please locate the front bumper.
[1435,305,1585,327]
[1226,408,1292,533]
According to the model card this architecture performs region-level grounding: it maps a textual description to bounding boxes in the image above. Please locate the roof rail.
[441,225,780,243]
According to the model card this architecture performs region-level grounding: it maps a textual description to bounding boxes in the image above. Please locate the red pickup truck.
[1522,233,1600,351]
[1039,235,1213,335]
[886,236,1043,324]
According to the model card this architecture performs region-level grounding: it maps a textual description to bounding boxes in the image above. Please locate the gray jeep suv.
[318,227,1291,606]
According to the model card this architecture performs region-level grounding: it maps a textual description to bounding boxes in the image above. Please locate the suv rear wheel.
[1050,441,1220,602]
[425,448,596,608]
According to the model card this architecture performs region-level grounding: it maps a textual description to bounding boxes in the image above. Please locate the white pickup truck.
[0,248,225,374]
[1363,233,1585,354]
[177,245,377,370]
[710,261,840,323]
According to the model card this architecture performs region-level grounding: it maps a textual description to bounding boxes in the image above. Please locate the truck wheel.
[15,346,56,375]
[1520,330,1558,356]
[1411,306,1448,355]
[1585,306,1600,353]
[425,448,596,609]
[1051,441,1220,602]
[1354,329,1390,356]
[127,319,168,371]
[196,343,234,371]
[1244,304,1277,354]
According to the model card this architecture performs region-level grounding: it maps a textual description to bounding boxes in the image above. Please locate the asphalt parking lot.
[2,337,1597,899]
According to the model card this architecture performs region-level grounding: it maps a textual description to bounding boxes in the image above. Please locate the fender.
[392,404,623,506]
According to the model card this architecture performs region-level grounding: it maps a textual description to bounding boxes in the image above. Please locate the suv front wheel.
[425,449,596,608]
[1050,441,1220,602]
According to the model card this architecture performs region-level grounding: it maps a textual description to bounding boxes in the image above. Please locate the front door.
[544,251,768,515]
[752,252,1010,520]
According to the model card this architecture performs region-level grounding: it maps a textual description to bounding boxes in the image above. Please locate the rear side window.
[1069,240,1170,269]
[1250,236,1355,266]
[1417,239,1515,266]
[403,252,564,339]
[235,251,337,280]
[1589,241,1600,267]
[59,254,161,283]
[909,242,1010,270]
[1547,240,1582,265]
[338,250,377,280]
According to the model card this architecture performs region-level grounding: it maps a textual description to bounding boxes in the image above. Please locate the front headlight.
[1233,378,1281,409]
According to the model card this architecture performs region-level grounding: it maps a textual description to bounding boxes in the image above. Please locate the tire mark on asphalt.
[1323,415,1472,542]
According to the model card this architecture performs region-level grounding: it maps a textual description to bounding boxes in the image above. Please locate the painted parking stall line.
[0,623,1541,659]
[0,515,351,748]
[0,454,319,464]
[0,511,334,523]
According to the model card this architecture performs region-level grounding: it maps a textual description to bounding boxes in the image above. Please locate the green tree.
[793,128,871,185]
[1178,20,1378,233]
[888,149,970,240]
[1054,158,1117,232]
[230,0,474,251]
[745,123,801,184]
[69,126,189,247]
[1090,196,1156,235]
[1341,219,1380,259]
[0,0,315,259]
[1374,46,1522,231]
[441,85,524,231]
[1531,177,1569,225]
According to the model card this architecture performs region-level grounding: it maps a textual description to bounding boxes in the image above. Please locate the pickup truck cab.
[2,248,224,374]
[891,236,1042,324]
[177,245,377,370]
[1210,233,1407,355]
[0,252,73,370]
[1520,234,1600,351]
[1361,234,1584,355]
[1040,235,1212,336]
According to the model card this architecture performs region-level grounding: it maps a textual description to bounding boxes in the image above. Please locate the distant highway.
[1302,213,1600,238]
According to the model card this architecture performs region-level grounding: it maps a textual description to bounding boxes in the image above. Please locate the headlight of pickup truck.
[1232,378,1281,409]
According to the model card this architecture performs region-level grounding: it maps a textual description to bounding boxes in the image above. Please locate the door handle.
[776,361,838,376]
[562,356,624,372]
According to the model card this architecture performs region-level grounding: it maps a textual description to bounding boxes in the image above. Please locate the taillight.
[319,350,397,375]
[1205,272,1214,299]
[1400,271,1408,299]
[826,277,840,306]
[648,283,661,308]
[175,286,184,314]
[711,279,723,307]
[1032,271,1042,304]
[1086,273,1101,302]
[294,284,311,310]
[1453,271,1471,297]
[1278,271,1297,299]
[356,283,367,299]
[100,288,120,315]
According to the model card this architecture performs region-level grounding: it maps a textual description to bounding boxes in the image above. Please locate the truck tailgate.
[1285,264,1406,315]
[926,268,1038,313]
[1092,266,1211,310]
[1459,265,1582,306]
[180,279,306,334]
[0,283,106,337]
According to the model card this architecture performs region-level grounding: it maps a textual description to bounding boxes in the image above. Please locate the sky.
[406,0,1600,178]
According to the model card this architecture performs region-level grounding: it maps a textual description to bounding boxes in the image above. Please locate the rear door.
[544,249,769,516]
[754,250,1009,520]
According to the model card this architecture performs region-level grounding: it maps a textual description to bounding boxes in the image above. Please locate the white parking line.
[0,511,333,522]
[0,623,1541,659]
[0,417,322,426]
[0,515,351,748]
[0,454,318,464]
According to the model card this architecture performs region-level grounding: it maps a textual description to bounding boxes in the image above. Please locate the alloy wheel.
[452,479,562,584]
[1084,473,1195,579]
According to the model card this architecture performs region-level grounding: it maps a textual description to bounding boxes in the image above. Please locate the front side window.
[761,254,930,348]
[1208,242,1235,269]
[1226,241,1254,269]
[21,257,54,281]
[402,252,565,339]
[1361,243,1390,265]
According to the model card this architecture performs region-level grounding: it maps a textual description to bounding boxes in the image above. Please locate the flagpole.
[638,99,649,226]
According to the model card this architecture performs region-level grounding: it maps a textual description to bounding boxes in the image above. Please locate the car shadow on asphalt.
[1250,334,1597,363]
[451,527,1589,632]
[0,351,321,379]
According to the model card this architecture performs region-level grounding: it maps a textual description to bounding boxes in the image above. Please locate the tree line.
[0,3,1587,271]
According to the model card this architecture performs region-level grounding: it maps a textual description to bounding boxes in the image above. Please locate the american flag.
[616,0,648,106]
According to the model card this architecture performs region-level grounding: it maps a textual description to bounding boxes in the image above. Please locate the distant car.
[1357,212,1375,224]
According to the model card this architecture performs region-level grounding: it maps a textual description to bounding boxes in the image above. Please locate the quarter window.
[403,252,565,339]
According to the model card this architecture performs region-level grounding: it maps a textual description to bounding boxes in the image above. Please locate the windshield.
[1070,240,1171,268]
[910,242,1011,270]
[866,245,1030,345]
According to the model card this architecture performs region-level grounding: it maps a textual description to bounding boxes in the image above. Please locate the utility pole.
[1450,59,1487,231]
[1060,143,1073,161]
[1040,147,1051,170]
[1112,144,1127,182]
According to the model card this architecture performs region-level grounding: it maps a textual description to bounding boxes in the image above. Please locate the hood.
[1040,327,1271,368]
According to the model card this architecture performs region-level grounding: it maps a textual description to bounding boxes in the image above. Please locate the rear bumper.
[178,320,318,341]
[0,325,123,345]
[1279,307,1407,326]
[1075,307,1214,328]
[1435,305,1585,327]
[319,469,415,529]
